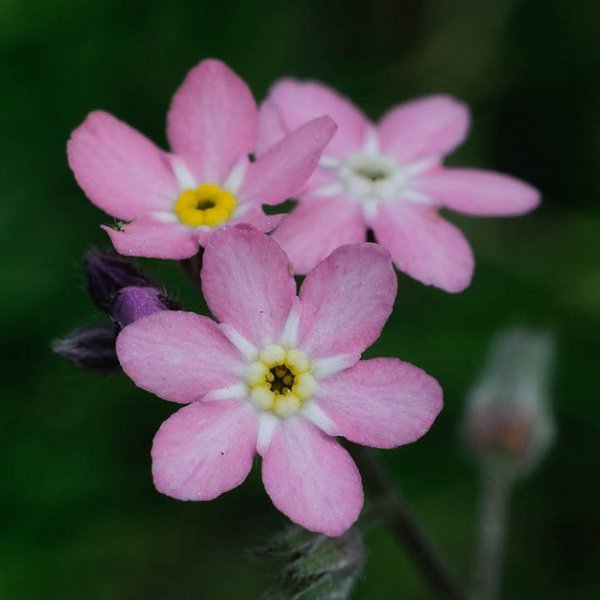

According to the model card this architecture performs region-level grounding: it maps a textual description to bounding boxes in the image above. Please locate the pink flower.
[258,80,541,292]
[67,60,336,259]
[116,226,442,536]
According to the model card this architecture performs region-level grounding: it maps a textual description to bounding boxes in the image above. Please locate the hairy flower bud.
[464,327,556,473]
[55,250,179,371]
[113,286,179,328]
[52,324,119,372]
[84,249,156,313]
[254,526,364,600]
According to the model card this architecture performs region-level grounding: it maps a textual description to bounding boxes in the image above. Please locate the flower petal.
[262,418,363,536]
[255,98,287,157]
[166,59,257,183]
[201,226,296,347]
[67,111,177,220]
[273,197,366,274]
[152,400,258,500]
[298,243,396,358]
[317,358,442,448]
[372,202,474,293]
[417,168,541,216]
[116,311,244,403]
[229,208,285,233]
[102,216,198,259]
[241,116,336,206]
[263,78,369,158]
[377,95,470,164]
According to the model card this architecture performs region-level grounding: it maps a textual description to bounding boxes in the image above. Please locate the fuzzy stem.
[351,446,464,599]
[471,463,513,600]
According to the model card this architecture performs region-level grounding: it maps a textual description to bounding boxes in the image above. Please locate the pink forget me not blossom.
[67,60,336,260]
[258,79,541,292]
[115,226,442,536]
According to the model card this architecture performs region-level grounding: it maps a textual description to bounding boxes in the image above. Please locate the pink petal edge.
[102,216,198,260]
[298,243,396,358]
[377,95,470,164]
[201,226,296,347]
[262,78,369,159]
[272,196,366,275]
[167,59,258,183]
[152,400,258,500]
[262,418,363,536]
[241,116,337,206]
[372,203,475,293]
[116,311,244,403]
[417,168,541,216]
[317,358,443,448]
[68,111,177,221]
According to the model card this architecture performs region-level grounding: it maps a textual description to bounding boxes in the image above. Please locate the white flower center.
[337,152,409,201]
[245,344,316,418]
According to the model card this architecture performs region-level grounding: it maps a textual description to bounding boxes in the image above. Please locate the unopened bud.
[113,286,179,328]
[55,251,180,371]
[464,327,556,473]
[84,249,156,313]
[254,526,364,600]
[52,324,119,372]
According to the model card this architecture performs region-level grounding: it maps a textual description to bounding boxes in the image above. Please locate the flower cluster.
[63,58,540,536]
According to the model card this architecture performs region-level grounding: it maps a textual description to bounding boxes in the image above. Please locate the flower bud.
[464,327,556,473]
[254,526,364,599]
[112,286,179,328]
[52,324,119,372]
[84,249,156,313]
[55,250,179,372]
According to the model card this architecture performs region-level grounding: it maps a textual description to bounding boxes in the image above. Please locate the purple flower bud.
[113,286,179,328]
[464,327,556,473]
[84,249,156,313]
[52,324,119,372]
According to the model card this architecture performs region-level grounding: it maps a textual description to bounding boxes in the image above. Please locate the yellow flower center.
[246,344,316,417]
[174,183,236,227]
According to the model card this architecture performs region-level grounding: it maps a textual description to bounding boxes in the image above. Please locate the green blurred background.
[1,0,598,597]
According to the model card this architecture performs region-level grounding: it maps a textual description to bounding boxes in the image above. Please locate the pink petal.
[317,358,442,449]
[166,59,258,183]
[377,95,470,164]
[102,216,198,259]
[262,418,363,536]
[154,210,285,253]
[152,400,258,500]
[298,243,396,358]
[417,168,541,216]
[241,116,336,206]
[273,197,366,275]
[116,311,244,403]
[263,78,369,158]
[229,208,285,233]
[201,226,296,347]
[372,202,474,293]
[255,98,287,157]
[67,111,177,220]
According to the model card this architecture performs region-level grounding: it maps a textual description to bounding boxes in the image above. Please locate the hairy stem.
[351,446,464,600]
[471,464,513,600]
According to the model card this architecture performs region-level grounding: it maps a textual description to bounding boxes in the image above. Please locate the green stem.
[351,446,464,600]
[471,463,514,600]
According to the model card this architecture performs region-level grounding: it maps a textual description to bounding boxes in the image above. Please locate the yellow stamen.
[174,183,236,228]
[293,372,317,401]
[259,344,287,367]
[273,393,301,417]
[286,349,310,374]
[250,385,275,411]
[245,344,316,418]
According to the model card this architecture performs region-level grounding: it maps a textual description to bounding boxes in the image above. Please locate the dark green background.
[2,0,598,597]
